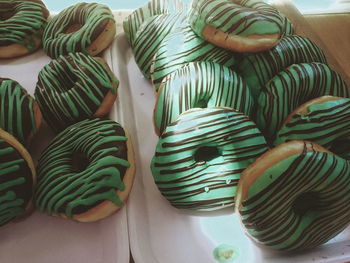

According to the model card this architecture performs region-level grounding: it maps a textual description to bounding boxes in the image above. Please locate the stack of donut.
[125,0,350,251]
[0,2,135,226]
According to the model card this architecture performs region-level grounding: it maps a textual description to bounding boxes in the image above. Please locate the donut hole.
[71,152,90,173]
[64,24,83,34]
[196,99,208,108]
[292,192,320,216]
[0,6,15,21]
[194,146,220,163]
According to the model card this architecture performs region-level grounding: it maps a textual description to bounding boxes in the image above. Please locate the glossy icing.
[275,97,350,159]
[151,107,268,211]
[42,2,114,58]
[35,118,130,219]
[256,62,349,142]
[0,78,37,145]
[151,24,238,91]
[155,61,253,135]
[35,52,118,132]
[239,145,350,250]
[0,0,48,51]
[237,35,327,98]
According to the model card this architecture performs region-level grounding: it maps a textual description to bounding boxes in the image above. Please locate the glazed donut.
[0,128,36,227]
[35,118,135,222]
[154,61,253,135]
[237,35,327,98]
[189,0,287,52]
[34,52,119,132]
[275,96,350,159]
[150,107,268,211]
[0,0,49,58]
[133,12,187,79]
[0,78,42,146]
[256,62,349,142]
[123,0,185,45]
[42,2,116,58]
[151,24,237,91]
[235,140,350,251]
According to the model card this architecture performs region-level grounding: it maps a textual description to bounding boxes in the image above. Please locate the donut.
[237,35,327,98]
[34,52,119,133]
[235,140,350,251]
[150,107,268,211]
[0,128,36,227]
[0,78,42,146]
[151,24,237,91]
[275,96,350,159]
[154,61,253,135]
[42,2,116,58]
[0,0,49,58]
[256,62,349,142]
[189,0,287,52]
[123,0,185,45]
[35,118,135,222]
[132,12,187,79]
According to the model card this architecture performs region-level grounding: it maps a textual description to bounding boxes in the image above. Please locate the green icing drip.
[155,61,253,134]
[34,52,119,132]
[240,149,350,251]
[0,78,37,145]
[35,118,130,220]
[151,107,268,211]
[0,0,48,51]
[151,24,238,91]
[42,2,114,58]
[256,62,349,142]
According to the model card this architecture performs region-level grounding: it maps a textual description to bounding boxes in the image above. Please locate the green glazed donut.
[151,25,238,91]
[35,118,135,222]
[236,140,350,251]
[275,96,350,159]
[151,107,268,211]
[34,52,119,133]
[237,35,327,98]
[256,62,348,142]
[154,61,254,135]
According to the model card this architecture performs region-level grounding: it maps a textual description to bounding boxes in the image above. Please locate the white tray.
[0,41,130,263]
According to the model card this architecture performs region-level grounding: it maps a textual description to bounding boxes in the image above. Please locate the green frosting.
[240,147,350,251]
[0,136,33,226]
[237,35,327,98]
[133,12,188,79]
[123,0,185,45]
[256,62,349,142]
[151,107,268,211]
[189,0,284,38]
[42,2,114,58]
[0,78,37,146]
[35,118,130,220]
[151,24,238,91]
[275,97,350,159]
[155,61,254,135]
[34,52,119,133]
[0,0,48,51]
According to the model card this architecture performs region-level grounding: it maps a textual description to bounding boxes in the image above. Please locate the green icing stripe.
[0,138,33,226]
[151,25,238,91]
[275,98,350,159]
[240,148,350,251]
[123,0,185,45]
[237,35,327,98]
[155,61,254,135]
[0,78,37,145]
[42,2,114,58]
[151,107,268,211]
[256,62,349,142]
[0,0,48,51]
[189,0,285,38]
[133,12,188,79]
[34,52,119,132]
[35,118,130,219]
